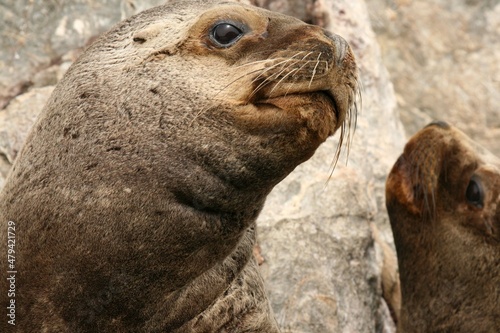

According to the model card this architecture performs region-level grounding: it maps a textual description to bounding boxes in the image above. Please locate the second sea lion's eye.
[465,176,484,208]
[211,22,244,47]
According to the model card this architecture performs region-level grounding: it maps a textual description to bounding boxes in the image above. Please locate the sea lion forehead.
[408,122,499,168]
[127,1,242,38]
[162,0,276,20]
[187,3,271,40]
[453,128,500,169]
[129,1,302,57]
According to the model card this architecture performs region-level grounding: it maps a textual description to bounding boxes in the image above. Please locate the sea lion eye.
[210,23,244,47]
[465,177,484,208]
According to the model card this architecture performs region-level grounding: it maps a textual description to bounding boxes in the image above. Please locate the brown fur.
[386,121,500,333]
[0,1,358,331]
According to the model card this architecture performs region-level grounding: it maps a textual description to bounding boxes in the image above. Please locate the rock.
[251,0,313,23]
[366,0,500,156]
[0,0,166,109]
[0,86,54,184]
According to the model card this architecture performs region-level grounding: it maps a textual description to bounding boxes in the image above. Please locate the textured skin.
[386,122,500,333]
[0,0,358,331]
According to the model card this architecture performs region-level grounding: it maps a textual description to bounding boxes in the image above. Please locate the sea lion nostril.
[322,30,347,65]
[323,29,336,40]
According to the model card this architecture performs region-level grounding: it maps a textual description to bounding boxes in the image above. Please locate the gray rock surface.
[367,0,500,156]
[0,0,165,109]
[0,86,53,164]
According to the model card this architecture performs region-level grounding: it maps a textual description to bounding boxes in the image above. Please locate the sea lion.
[0,0,358,331]
[386,121,500,333]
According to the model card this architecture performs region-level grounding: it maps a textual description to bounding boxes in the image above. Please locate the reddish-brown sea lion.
[386,121,500,333]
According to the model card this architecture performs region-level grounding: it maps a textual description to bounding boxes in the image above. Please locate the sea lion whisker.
[329,78,360,173]
[308,53,322,88]
[329,124,344,174]
[255,52,307,73]
[249,54,305,84]
[188,67,271,125]
[298,51,315,61]
[236,48,304,60]
[343,91,360,162]
[246,58,296,93]
[249,65,282,85]
[262,52,311,96]
[246,57,304,101]
[217,66,269,96]
[247,76,276,101]
[326,105,355,179]
[268,66,302,97]
[234,59,274,69]
[235,57,290,69]
[280,59,320,97]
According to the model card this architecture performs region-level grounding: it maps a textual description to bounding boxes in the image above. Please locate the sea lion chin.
[386,121,500,333]
[0,0,358,332]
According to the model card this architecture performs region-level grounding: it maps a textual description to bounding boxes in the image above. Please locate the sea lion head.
[14,0,360,234]
[386,121,500,332]
[54,0,358,200]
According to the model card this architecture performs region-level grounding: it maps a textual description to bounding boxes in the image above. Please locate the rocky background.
[0,0,498,332]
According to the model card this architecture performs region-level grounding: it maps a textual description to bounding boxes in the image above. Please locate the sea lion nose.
[425,120,450,130]
[323,30,348,66]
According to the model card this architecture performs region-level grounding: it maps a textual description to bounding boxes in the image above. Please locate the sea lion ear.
[132,23,165,44]
[131,22,186,54]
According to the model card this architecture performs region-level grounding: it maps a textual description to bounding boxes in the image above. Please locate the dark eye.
[465,176,484,208]
[211,23,244,47]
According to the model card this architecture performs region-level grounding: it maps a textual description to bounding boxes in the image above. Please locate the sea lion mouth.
[251,90,340,140]
[254,90,339,122]
[259,89,336,106]
[319,90,341,121]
